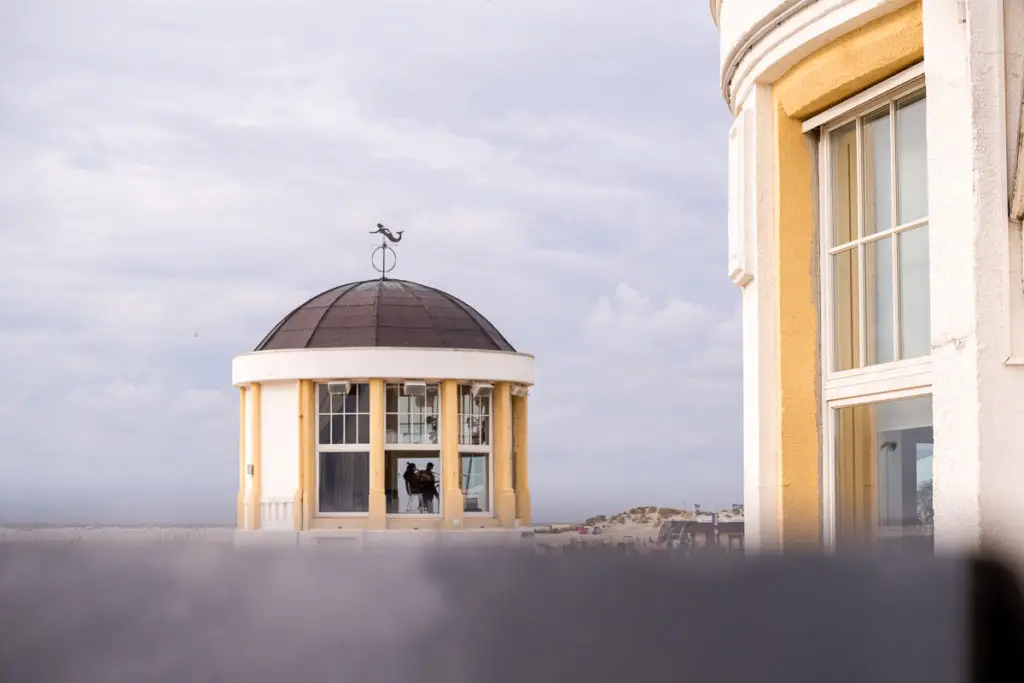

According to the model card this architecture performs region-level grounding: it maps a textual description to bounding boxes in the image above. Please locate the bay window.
[815,65,932,550]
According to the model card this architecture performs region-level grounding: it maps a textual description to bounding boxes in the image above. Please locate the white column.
[925,0,1024,560]
[729,84,779,552]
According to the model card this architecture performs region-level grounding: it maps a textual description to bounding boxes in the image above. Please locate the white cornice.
[720,0,813,110]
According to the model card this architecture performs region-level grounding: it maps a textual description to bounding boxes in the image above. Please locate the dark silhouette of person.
[419,462,439,513]
[403,463,422,512]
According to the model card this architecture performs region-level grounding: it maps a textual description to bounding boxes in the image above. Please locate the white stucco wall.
[729,83,779,552]
[259,381,299,500]
[925,0,1024,559]
[244,385,256,499]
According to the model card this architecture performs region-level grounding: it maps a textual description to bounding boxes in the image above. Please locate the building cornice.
[710,0,722,27]
[720,0,816,111]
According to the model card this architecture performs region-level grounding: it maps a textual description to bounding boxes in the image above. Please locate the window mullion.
[855,117,867,368]
[889,101,902,361]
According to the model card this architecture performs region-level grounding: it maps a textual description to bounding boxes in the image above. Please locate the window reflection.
[896,92,928,225]
[863,109,893,236]
[827,89,929,371]
[899,224,931,358]
[865,237,895,364]
[460,454,490,513]
[835,395,933,552]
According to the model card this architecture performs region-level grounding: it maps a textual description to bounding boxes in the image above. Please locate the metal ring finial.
[369,222,403,280]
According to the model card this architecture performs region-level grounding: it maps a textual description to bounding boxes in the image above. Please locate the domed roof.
[255,279,516,352]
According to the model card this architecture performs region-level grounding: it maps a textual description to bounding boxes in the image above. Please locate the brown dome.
[255,279,515,352]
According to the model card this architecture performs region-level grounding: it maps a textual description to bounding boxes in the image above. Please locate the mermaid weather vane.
[370,222,403,280]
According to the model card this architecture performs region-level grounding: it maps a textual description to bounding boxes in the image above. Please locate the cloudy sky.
[0,0,738,525]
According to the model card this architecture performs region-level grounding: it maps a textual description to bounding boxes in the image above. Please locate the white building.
[710,0,1024,562]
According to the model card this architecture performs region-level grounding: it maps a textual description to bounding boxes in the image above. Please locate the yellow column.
[493,383,516,527]
[303,381,317,529]
[245,383,262,530]
[368,379,387,528]
[512,394,531,525]
[237,386,247,528]
[294,380,312,531]
[441,380,463,529]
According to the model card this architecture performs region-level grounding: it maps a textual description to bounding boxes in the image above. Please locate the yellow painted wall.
[245,383,262,530]
[300,380,316,530]
[493,382,516,526]
[295,380,313,531]
[440,380,463,529]
[368,379,387,526]
[512,394,531,525]
[771,1,923,548]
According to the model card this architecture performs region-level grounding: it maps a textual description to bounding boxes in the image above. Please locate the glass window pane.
[385,451,441,515]
[318,415,331,445]
[862,110,893,236]
[834,396,933,553]
[330,389,347,414]
[331,415,346,444]
[899,225,931,359]
[318,451,369,513]
[476,396,491,417]
[357,414,370,444]
[477,416,490,446]
[426,415,439,445]
[343,414,358,444]
[831,122,859,246]
[865,237,895,364]
[385,384,398,413]
[344,390,358,414]
[896,92,928,225]
[385,413,398,444]
[460,454,490,513]
[832,247,861,371]
[318,384,330,414]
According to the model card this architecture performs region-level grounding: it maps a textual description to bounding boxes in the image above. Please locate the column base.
[495,488,517,528]
[245,493,260,530]
[367,488,387,529]
[292,488,303,531]
[443,488,465,529]
[515,488,532,527]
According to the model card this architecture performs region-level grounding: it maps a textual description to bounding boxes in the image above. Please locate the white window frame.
[458,383,494,517]
[384,380,443,518]
[384,381,441,446]
[812,64,933,550]
[315,380,372,518]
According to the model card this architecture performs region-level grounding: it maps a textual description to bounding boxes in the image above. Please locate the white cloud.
[585,282,711,351]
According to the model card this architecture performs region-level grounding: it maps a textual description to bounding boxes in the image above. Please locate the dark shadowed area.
[0,546,995,682]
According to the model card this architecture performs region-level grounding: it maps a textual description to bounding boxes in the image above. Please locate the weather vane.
[370,222,403,279]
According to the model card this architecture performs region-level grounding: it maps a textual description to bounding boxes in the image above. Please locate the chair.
[405,479,423,513]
